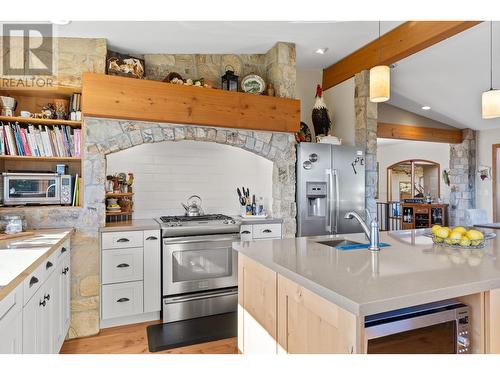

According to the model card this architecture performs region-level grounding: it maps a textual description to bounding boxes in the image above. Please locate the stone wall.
[143,42,296,98]
[449,129,476,226]
[354,71,378,217]
[0,37,107,88]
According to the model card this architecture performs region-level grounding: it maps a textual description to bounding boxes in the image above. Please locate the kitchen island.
[233,230,500,354]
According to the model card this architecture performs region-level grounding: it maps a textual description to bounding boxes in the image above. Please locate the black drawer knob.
[29,276,39,287]
[116,297,130,303]
[146,236,158,241]
[46,261,53,269]
[241,230,251,234]
[44,294,50,301]
[116,263,130,268]
[117,238,130,243]
[39,300,46,307]
[61,247,67,253]
[263,229,272,233]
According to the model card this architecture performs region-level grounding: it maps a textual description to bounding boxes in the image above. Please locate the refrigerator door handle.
[333,169,340,234]
[326,169,333,232]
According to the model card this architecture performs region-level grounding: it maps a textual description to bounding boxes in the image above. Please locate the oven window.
[172,247,232,282]
[8,179,57,198]
[367,321,456,354]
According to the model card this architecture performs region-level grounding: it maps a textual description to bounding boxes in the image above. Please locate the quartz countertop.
[236,217,283,225]
[0,229,73,301]
[100,219,160,232]
[233,229,500,316]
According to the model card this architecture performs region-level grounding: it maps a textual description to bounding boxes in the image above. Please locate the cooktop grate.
[159,214,233,223]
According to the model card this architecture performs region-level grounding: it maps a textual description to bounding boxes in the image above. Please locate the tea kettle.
[181,195,204,217]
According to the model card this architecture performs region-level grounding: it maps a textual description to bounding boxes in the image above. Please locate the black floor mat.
[146,312,237,352]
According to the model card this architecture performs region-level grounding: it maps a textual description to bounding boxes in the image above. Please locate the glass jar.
[0,214,27,234]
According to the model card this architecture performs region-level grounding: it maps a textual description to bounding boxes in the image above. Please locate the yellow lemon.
[432,225,442,235]
[444,238,454,245]
[459,237,472,247]
[466,229,484,241]
[448,231,463,244]
[452,226,467,235]
[436,227,451,239]
[471,240,482,246]
[433,237,444,243]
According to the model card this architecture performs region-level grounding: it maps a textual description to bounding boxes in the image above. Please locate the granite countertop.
[0,229,73,301]
[100,219,160,232]
[233,229,500,316]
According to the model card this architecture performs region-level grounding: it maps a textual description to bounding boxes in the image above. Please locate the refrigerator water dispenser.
[306,181,327,217]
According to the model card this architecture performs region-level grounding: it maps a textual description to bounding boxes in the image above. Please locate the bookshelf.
[0,87,84,207]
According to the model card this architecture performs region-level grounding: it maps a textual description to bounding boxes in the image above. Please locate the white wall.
[295,68,323,126]
[476,127,500,221]
[323,77,356,145]
[106,141,273,219]
[379,103,457,129]
[377,140,451,203]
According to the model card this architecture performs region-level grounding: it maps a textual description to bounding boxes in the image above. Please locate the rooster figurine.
[311,84,331,138]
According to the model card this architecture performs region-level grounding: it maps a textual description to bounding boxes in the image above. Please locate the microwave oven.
[2,172,73,206]
[364,299,470,354]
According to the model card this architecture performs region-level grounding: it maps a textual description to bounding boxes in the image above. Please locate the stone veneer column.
[449,129,476,226]
[354,71,378,217]
[265,42,297,98]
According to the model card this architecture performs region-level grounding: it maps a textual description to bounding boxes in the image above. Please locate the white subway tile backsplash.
[106,140,273,219]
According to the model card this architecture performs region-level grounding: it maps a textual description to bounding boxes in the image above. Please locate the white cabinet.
[22,243,71,354]
[0,284,23,353]
[100,228,161,326]
[143,230,161,313]
[239,221,282,241]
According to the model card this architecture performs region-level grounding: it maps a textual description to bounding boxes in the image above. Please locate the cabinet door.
[42,271,58,354]
[277,274,361,354]
[22,288,45,353]
[238,254,277,354]
[143,230,161,313]
[55,254,71,351]
[0,285,23,353]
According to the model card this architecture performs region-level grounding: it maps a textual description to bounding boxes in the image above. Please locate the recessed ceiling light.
[51,20,71,26]
[422,106,431,111]
[315,48,328,55]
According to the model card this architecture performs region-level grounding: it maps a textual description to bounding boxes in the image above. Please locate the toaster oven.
[2,172,73,206]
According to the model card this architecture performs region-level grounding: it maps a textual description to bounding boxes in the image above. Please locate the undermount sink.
[316,239,362,248]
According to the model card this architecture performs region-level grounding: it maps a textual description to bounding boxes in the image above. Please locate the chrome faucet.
[344,210,380,252]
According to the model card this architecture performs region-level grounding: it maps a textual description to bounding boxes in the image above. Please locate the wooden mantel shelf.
[82,73,300,133]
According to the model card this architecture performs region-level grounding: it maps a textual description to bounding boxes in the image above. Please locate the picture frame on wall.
[106,50,145,79]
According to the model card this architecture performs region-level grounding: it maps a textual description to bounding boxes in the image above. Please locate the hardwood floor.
[60,320,238,354]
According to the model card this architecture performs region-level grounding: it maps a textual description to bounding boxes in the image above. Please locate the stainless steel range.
[156,214,240,323]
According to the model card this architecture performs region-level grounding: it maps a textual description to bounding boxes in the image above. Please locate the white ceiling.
[49,21,403,69]
[389,21,500,130]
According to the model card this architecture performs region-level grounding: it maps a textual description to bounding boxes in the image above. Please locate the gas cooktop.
[155,214,239,237]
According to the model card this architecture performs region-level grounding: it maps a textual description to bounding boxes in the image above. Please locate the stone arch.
[83,117,297,237]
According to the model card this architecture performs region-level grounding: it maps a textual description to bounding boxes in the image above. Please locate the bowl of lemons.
[426,225,495,248]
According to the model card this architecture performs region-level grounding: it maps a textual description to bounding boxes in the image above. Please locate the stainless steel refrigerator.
[296,143,366,236]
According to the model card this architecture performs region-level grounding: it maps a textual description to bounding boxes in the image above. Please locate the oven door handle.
[164,288,238,303]
[162,234,241,244]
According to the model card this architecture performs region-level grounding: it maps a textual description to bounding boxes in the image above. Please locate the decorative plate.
[241,74,265,94]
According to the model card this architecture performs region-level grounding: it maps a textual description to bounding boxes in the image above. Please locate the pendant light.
[482,21,500,119]
[370,21,390,103]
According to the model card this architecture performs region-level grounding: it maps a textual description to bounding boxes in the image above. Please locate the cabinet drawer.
[102,231,143,250]
[56,240,70,259]
[0,284,22,323]
[240,225,253,241]
[102,281,143,319]
[23,262,45,305]
[415,208,429,214]
[253,223,282,239]
[102,247,144,284]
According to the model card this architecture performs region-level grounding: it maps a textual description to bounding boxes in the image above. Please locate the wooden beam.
[322,21,481,90]
[377,122,463,144]
[82,73,300,133]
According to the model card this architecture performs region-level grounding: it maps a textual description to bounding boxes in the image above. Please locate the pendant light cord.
[377,21,381,65]
[491,20,493,90]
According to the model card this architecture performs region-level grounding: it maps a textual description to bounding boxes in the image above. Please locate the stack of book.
[0,123,81,157]
[69,93,82,121]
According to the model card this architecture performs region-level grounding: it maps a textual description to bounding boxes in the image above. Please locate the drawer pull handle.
[62,267,69,275]
[29,276,39,287]
[146,236,158,241]
[117,297,130,303]
[44,293,50,301]
[263,229,272,233]
[241,231,251,234]
[61,247,67,253]
[39,300,46,307]
[46,261,53,270]
[116,263,130,268]
[117,238,130,243]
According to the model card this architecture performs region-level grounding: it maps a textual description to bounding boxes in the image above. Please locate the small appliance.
[2,172,72,206]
